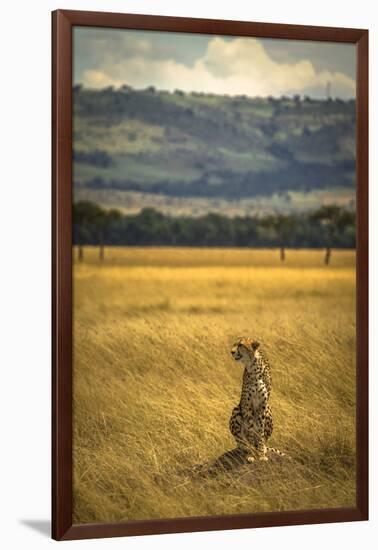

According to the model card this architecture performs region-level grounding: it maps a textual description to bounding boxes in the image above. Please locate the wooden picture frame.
[52,9,368,541]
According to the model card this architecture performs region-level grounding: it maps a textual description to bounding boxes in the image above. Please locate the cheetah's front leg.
[247,440,268,462]
[247,414,268,462]
[255,438,269,462]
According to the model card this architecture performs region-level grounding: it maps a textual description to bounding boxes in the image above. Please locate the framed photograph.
[52,10,368,541]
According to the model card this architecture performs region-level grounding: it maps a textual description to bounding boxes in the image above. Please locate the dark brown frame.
[52,9,369,541]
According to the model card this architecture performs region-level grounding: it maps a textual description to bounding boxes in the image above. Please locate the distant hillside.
[73,85,356,215]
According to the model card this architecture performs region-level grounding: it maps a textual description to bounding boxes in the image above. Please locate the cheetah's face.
[231,337,260,363]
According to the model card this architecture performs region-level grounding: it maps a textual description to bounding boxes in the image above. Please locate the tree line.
[73,201,355,264]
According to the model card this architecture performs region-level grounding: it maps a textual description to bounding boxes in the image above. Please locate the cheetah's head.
[231,337,260,363]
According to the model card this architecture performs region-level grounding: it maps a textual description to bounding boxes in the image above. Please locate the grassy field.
[73,247,356,523]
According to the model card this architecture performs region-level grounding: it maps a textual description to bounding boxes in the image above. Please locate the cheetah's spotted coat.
[229,337,284,462]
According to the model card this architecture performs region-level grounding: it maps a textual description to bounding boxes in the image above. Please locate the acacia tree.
[73,202,123,261]
[262,214,296,261]
[96,208,122,260]
[73,201,104,261]
[311,205,355,265]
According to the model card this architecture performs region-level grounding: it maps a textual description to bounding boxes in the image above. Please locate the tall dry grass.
[73,247,356,523]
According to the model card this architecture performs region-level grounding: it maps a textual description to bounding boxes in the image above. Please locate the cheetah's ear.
[252,341,260,350]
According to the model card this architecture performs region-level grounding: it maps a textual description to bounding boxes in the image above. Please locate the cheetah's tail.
[267,447,289,458]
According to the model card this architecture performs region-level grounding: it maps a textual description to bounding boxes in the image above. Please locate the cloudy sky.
[73,27,355,99]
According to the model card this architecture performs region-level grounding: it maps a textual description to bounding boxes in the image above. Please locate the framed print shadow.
[52,9,369,541]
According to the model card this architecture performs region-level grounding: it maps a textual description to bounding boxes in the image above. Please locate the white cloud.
[81,36,355,98]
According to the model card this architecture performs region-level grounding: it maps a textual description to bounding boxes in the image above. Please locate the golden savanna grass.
[73,247,356,523]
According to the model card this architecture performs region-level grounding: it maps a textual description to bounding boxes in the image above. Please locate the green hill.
[73,86,356,215]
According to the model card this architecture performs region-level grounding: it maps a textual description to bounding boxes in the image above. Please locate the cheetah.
[229,337,284,462]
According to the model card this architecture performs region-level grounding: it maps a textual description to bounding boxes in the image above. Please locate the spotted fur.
[229,337,285,462]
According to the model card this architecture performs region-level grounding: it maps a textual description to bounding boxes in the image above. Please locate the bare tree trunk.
[280,246,285,262]
[78,244,84,262]
[324,247,331,265]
